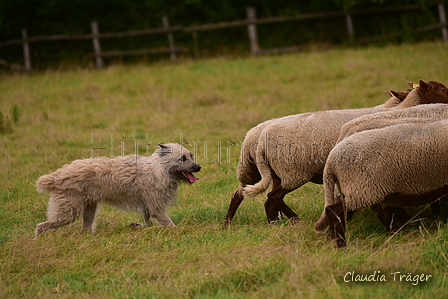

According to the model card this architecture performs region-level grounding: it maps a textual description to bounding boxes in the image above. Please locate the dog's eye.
[180,155,187,162]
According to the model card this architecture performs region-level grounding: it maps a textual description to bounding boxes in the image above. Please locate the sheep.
[222,89,408,227]
[314,102,448,229]
[238,80,448,224]
[335,116,447,227]
[337,103,448,142]
[316,119,448,247]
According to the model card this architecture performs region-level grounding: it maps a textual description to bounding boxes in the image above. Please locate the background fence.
[0,3,446,72]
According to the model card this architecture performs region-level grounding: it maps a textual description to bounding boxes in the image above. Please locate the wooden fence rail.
[0,3,446,71]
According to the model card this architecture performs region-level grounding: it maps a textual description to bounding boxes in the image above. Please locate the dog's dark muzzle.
[192,164,201,172]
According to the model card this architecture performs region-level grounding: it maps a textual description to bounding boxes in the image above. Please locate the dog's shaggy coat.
[35,143,201,237]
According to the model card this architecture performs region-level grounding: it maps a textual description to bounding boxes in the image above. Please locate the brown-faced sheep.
[238,80,448,224]
[223,90,408,227]
[316,119,448,247]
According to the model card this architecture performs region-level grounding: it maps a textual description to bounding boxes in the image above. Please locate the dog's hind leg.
[35,195,80,238]
[82,202,98,233]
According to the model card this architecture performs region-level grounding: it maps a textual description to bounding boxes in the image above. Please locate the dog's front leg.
[129,209,151,228]
[151,208,176,226]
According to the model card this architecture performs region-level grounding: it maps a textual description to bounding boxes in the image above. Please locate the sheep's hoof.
[222,220,231,229]
[335,239,347,248]
[268,217,282,225]
[129,222,144,229]
[289,217,300,225]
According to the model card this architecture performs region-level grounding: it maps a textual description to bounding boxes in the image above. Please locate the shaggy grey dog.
[35,143,201,237]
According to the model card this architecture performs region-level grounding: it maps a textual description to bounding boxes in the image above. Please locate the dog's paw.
[129,222,144,229]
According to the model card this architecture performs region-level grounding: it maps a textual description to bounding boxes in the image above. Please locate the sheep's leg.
[375,205,408,232]
[325,201,346,248]
[82,202,98,233]
[265,173,298,223]
[430,194,448,222]
[435,195,448,222]
[223,188,245,228]
[429,194,448,222]
[264,198,282,222]
[375,205,394,232]
[223,162,262,228]
[430,201,440,221]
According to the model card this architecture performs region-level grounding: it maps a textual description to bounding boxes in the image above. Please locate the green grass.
[1,42,448,298]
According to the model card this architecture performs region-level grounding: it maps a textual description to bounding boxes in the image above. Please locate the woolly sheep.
[239,80,448,223]
[331,116,447,227]
[338,103,448,142]
[222,90,408,227]
[316,119,448,247]
[338,117,447,143]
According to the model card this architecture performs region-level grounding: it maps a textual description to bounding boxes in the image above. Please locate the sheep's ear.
[158,143,168,149]
[418,80,430,92]
[390,90,407,100]
[383,90,392,96]
[404,79,415,88]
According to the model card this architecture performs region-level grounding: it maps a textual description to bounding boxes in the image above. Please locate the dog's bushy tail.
[36,174,55,193]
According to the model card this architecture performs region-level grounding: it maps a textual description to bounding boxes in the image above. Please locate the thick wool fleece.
[316,120,448,232]
[338,103,448,142]
[243,81,448,198]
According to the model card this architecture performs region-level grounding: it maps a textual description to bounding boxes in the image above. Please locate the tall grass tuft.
[11,104,19,123]
[0,111,13,134]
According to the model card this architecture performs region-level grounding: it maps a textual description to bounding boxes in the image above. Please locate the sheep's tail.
[314,171,341,231]
[36,174,55,193]
[242,135,272,197]
[243,162,272,197]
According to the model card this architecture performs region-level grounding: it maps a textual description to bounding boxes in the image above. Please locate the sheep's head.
[416,80,448,104]
[389,89,411,101]
[396,80,448,107]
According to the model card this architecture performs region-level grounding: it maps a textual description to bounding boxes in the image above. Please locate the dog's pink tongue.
[186,172,199,183]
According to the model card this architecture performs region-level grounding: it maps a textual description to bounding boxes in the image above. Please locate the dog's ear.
[157,144,172,157]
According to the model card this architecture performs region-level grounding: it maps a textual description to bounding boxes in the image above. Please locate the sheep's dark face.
[418,80,448,104]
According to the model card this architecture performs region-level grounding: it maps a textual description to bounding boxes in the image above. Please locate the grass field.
[1,42,448,298]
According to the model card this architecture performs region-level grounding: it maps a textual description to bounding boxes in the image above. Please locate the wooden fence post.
[90,21,103,68]
[437,1,448,41]
[192,31,199,58]
[21,28,31,72]
[345,11,355,44]
[163,16,177,61]
[246,7,260,55]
